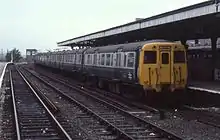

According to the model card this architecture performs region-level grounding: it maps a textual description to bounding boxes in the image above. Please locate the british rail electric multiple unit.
[34,40,188,96]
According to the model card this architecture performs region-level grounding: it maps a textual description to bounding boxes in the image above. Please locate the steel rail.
[9,70,21,140]
[24,66,183,140]
[21,67,135,139]
[11,67,72,140]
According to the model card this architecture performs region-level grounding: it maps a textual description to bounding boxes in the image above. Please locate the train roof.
[85,40,174,53]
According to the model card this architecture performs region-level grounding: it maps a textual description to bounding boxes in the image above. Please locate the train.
[34,40,188,97]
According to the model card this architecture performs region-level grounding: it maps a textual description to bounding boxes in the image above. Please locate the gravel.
[0,65,15,140]
[23,70,101,140]
[26,65,220,140]
[136,110,220,140]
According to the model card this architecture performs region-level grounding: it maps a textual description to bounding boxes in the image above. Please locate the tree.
[5,48,22,62]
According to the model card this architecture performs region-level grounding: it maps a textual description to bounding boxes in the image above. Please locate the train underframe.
[82,73,186,105]
[34,63,186,105]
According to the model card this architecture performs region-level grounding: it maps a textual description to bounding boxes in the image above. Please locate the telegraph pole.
[11,51,13,63]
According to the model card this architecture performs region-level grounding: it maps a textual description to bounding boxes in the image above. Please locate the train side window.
[76,54,80,64]
[124,53,127,67]
[101,54,105,65]
[144,51,156,64]
[90,54,93,64]
[72,54,74,63]
[93,54,97,65]
[87,54,90,65]
[106,54,111,66]
[174,51,185,63]
[97,54,100,66]
[127,52,135,68]
[79,54,82,64]
[66,54,68,62]
[110,54,113,66]
[69,54,71,62]
[116,53,121,67]
[84,54,87,64]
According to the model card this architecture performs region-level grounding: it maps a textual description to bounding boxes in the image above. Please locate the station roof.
[57,0,220,47]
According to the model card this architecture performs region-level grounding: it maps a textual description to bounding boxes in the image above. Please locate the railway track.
[10,66,72,140]
[181,105,220,128]
[29,65,220,129]
[32,66,160,113]
[21,66,183,140]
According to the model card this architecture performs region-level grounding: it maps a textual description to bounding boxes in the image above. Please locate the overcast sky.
[0,0,206,55]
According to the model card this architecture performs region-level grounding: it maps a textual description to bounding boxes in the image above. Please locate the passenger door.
[159,48,172,84]
[173,50,186,85]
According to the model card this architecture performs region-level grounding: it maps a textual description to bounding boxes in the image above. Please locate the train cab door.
[159,47,172,84]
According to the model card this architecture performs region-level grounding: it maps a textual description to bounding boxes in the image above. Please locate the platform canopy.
[57,0,220,47]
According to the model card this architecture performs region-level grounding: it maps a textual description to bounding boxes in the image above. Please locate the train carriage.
[83,42,140,91]
[62,50,76,72]
[83,40,187,93]
[75,48,86,73]
[34,40,188,95]
[50,52,57,68]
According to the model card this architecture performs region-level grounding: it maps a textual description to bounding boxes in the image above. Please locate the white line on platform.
[0,62,12,89]
[188,86,220,94]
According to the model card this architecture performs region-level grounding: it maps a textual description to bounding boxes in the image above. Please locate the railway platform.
[0,62,9,89]
[188,81,220,94]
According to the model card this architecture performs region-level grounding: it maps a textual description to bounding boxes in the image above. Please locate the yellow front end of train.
[138,42,187,92]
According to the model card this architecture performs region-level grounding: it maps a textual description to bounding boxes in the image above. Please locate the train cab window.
[127,53,135,68]
[174,51,185,63]
[144,51,156,64]
[101,54,105,65]
[162,53,169,64]
[106,54,111,66]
